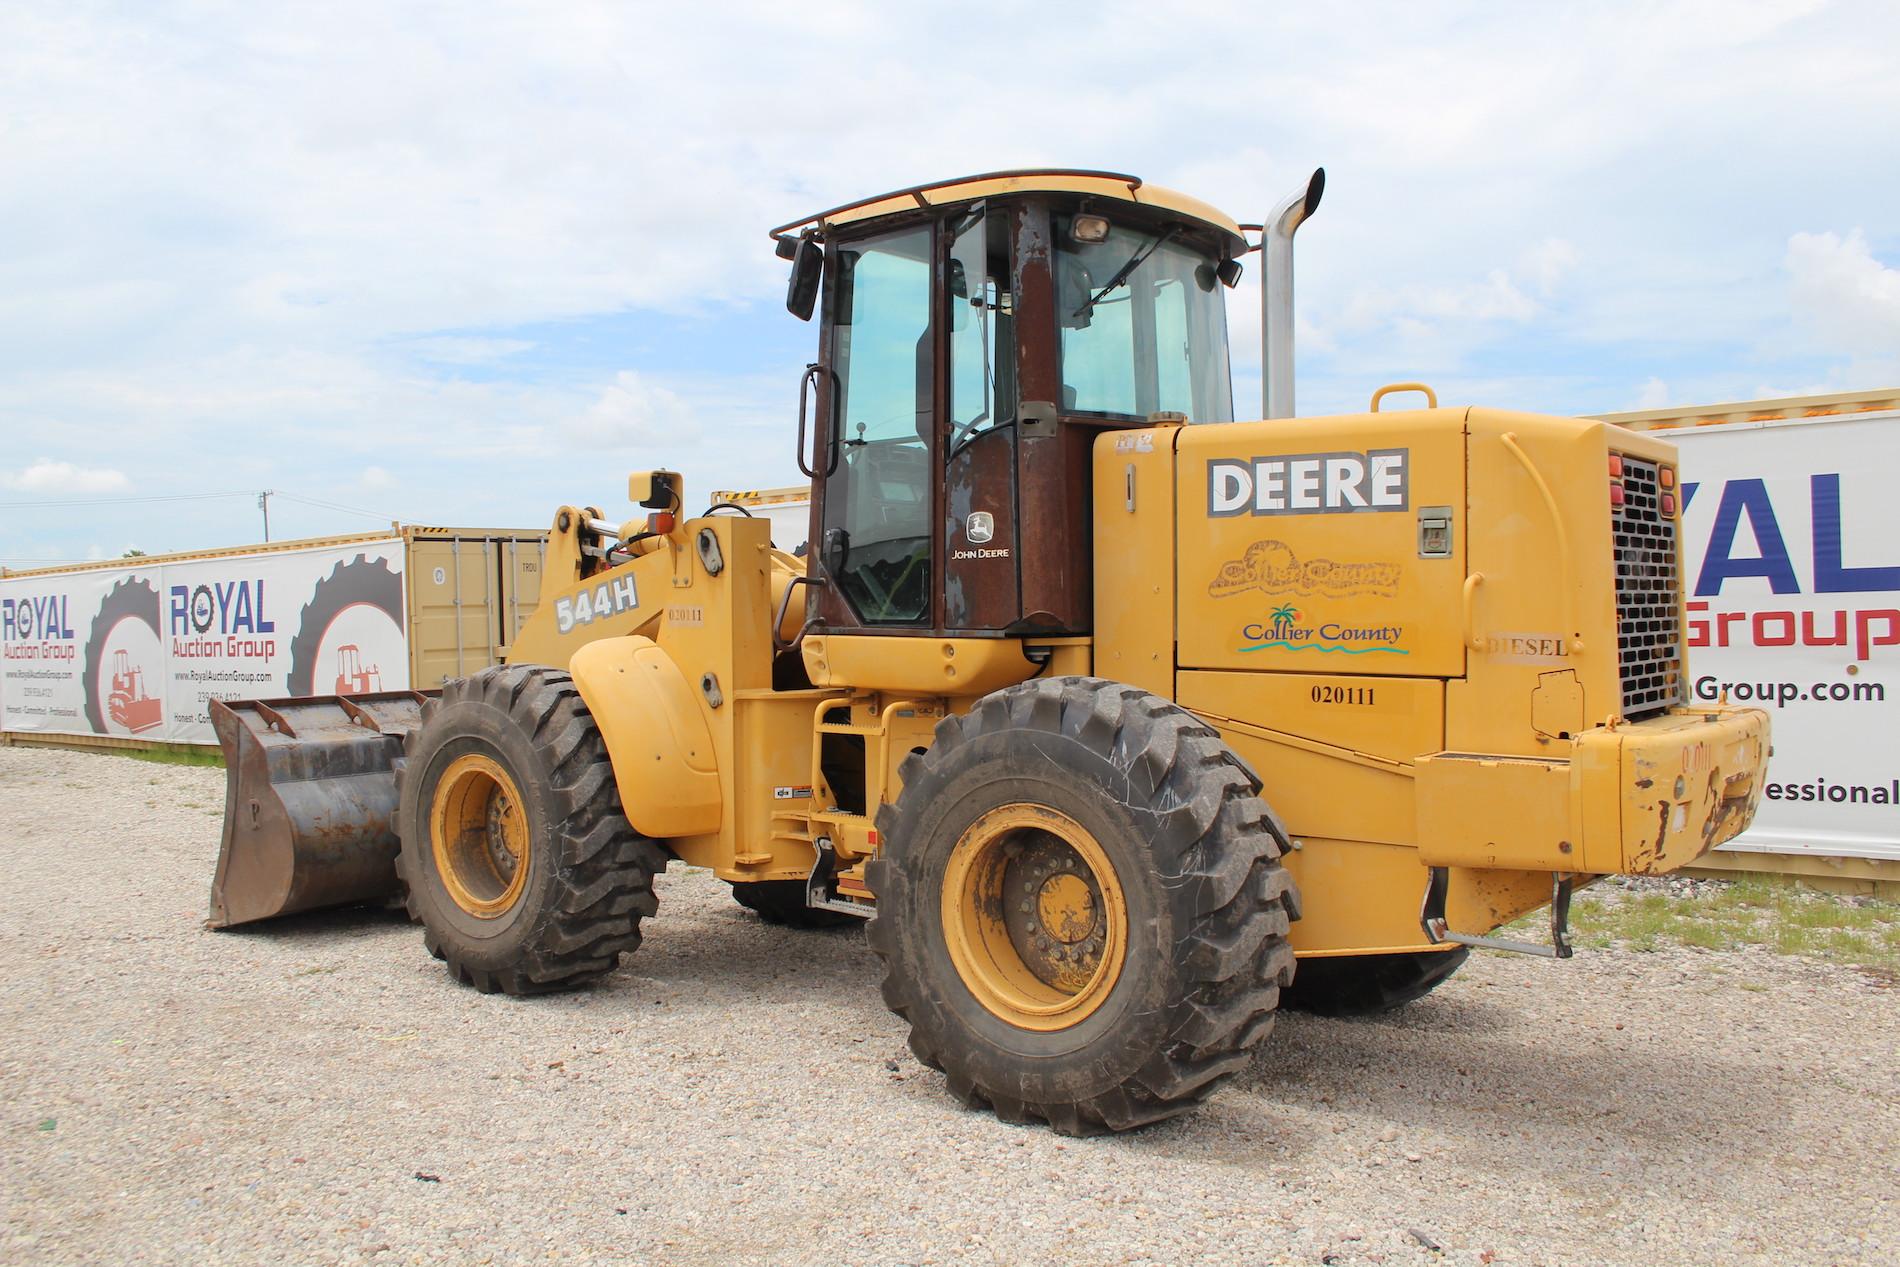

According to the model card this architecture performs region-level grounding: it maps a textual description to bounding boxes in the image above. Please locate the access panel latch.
[1417,505,1454,558]
[1420,867,1574,959]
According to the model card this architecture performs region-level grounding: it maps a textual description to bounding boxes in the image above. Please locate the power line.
[273,490,406,523]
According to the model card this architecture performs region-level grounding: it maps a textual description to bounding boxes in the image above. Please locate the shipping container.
[0,525,546,750]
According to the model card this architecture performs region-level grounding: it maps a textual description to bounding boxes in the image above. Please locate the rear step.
[207,691,437,929]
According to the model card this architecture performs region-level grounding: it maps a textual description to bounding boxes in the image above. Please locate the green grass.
[119,744,223,769]
[4,738,223,767]
[1551,877,1900,973]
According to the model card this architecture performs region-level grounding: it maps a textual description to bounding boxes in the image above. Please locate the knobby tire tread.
[396,664,665,996]
[866,676,1301,1135]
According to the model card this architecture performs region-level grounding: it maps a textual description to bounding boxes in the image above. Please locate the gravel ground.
[2,744,1896,1267]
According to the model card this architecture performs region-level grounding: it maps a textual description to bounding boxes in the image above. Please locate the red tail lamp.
[1610,481,1626,507]
[649,511,677,534]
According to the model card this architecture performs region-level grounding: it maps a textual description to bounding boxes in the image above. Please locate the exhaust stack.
[1262,168,1325,420]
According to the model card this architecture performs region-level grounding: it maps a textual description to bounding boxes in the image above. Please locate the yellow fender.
[569,635,722,838]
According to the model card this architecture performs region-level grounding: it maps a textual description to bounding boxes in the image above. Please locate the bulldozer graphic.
[333,644,383,696]
[206,169,1772,1135]
[107,648,162,734]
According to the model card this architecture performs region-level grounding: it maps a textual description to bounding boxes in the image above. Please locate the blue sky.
[3,1,1898,566]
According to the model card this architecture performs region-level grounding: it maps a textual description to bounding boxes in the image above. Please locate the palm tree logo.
[1268,603,1299,629]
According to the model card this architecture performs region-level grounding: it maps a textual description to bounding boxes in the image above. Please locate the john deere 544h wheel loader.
[208,169,1769,1135]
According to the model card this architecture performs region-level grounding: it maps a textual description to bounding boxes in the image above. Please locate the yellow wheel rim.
[430,753,531,919]
[941,803,1128,1032]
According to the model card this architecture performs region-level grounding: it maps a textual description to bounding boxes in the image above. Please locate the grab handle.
[795,363,842,478]
[1370,382,1437,412]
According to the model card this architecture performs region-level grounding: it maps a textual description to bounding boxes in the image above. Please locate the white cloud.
[400,337,535,366]
[575,371,698,447]
[1517,239,1580,298]
[1328,263,1542,362]
[1786,229,1900,353]
[2,459,131,494]
[1634,377,1671,410]
[359,465,395,492]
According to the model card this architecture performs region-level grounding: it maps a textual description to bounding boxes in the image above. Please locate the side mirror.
[786,236,823,321]
[1057,264,1093,331]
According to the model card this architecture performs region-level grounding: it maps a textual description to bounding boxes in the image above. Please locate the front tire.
[867,677,1300,1135]
[396,664,666,995]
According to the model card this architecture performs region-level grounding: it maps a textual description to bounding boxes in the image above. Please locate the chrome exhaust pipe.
[1262,168,1325,420]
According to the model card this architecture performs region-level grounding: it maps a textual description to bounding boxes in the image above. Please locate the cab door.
[943,203,1021,630]
[812,223,936,629]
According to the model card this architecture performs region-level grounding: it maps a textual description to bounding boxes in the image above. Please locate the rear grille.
[1613,454,1683,717]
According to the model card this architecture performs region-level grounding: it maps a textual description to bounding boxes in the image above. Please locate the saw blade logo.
[1207,449,1409,517]
[1209,539,1402,599]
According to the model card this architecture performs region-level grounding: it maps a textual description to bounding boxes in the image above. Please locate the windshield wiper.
[1072,226,1180,319]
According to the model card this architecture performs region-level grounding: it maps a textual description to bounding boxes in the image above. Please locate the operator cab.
[774,170,1247,638]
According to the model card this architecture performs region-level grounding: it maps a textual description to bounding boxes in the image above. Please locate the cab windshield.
[1055,216,1233,423]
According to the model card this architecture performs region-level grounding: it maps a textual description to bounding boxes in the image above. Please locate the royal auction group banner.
[1671,412,1899,862]
[1,540,409,745]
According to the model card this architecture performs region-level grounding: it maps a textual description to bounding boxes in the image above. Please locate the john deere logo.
[1239,607,1407,656]
[1208,449,1409,517]
[966,512,994,544]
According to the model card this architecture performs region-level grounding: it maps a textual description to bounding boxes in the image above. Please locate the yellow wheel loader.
[209,169,1770,1134]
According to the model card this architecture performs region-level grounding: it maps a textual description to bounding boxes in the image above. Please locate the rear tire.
[729,880,857,929]
[867,676,1300,1135]
[1280,948,1469,1017]
[396,664,667,995]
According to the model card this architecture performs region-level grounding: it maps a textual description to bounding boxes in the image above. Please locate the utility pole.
[258,490,273,542]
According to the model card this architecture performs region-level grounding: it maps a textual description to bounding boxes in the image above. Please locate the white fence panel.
[2,539,408,745]
[1671,413,1899,861]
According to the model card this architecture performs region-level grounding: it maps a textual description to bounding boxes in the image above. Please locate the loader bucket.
[207,691,436,928]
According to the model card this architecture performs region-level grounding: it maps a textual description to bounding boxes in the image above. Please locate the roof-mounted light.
[1071,214,1111,244]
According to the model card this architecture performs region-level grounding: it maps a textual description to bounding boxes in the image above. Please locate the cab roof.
[770,169,1248,253]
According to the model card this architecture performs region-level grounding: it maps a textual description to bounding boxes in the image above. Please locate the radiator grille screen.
[1613,454,1683,717]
